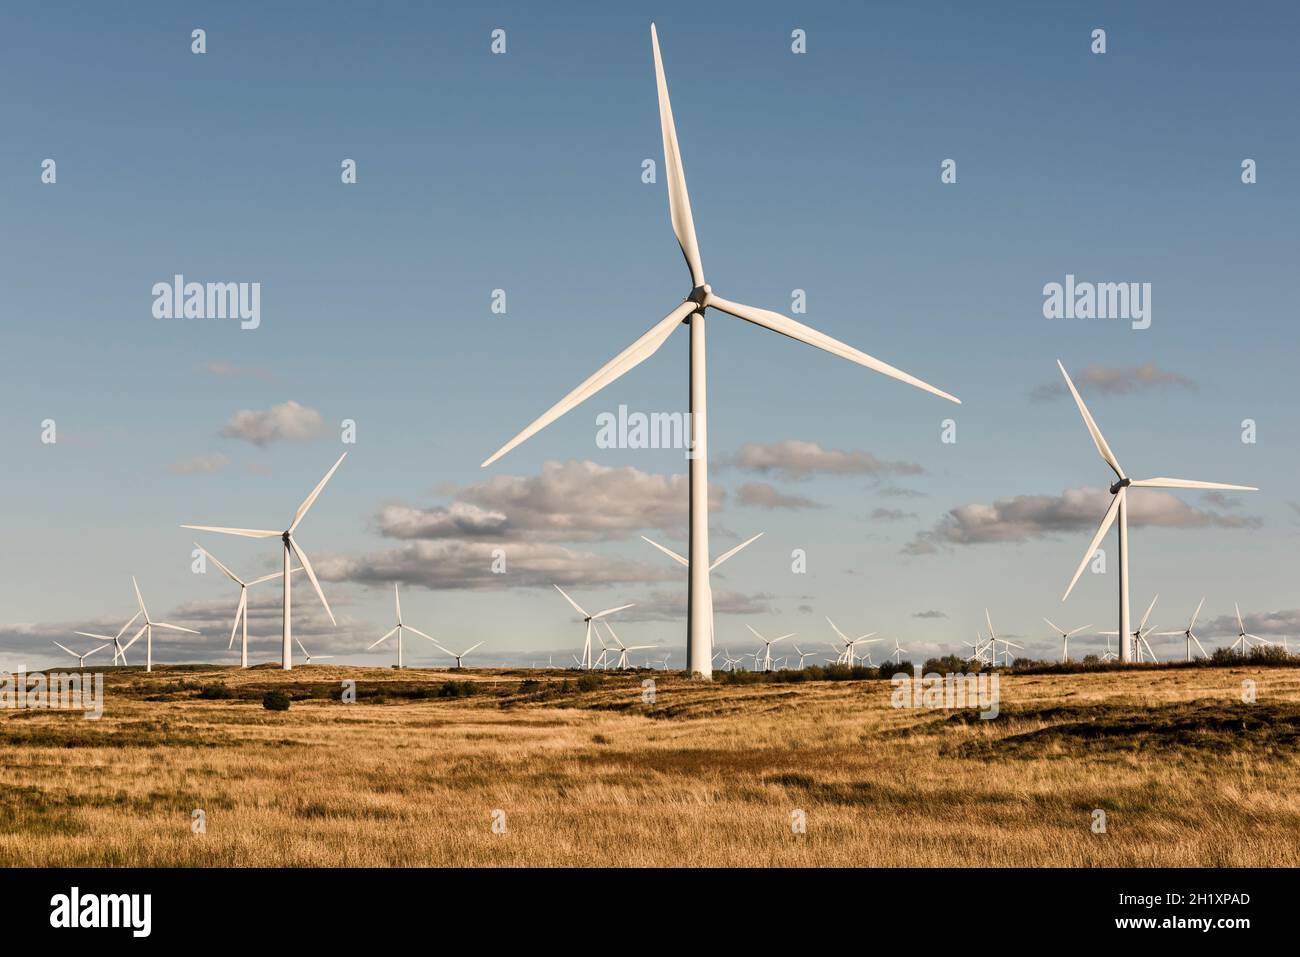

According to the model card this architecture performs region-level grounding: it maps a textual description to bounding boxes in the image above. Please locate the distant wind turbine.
[367,584,440,668]
[123,577,200,672]
[183,452,346,670]
[1154,598,1209,661]
[196,544,295,669]
[294,638,334,665]
[52,641,108,669]
[1043,617,1091,663]
[553,586,634,670]
[1056,361,1256,662]
[75,611,141,666]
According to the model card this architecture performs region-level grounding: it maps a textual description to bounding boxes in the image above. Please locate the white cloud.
[724,439,922,480]
[221,400,323,446]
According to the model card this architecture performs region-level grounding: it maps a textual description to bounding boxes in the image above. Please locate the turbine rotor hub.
[687,284,711,308]
[282,531,292,545]
[1109,478,1132,495]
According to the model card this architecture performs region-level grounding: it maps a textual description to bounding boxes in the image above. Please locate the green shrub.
[198,684,234,700]
[576,673,603,692]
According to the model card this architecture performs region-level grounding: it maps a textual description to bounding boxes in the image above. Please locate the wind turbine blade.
[121,625,147,653]
[985,608,996,639]
[590,603,635,620]
[367,626,399,650]
[1042,617,1062,635]
[83,644,107,659]
[649,23,704,287]
[641,536,688,567]
[114,611,142,641]
[1056,360,1123,478]
[394,583,402,623]
[247,571,288,586]
[294,637,309,657]
[553,585,589,618]
[825,617,849,643]
[181,525,280,538]
[289,539,335,625]
[772,634,794,643]
[404,626,452,657]
[706,294,960,404]
[462,641,484,657]
[1235,602,1245,633]
[709,532,764,571]
[1192,635,1208,657]
[195,545,244,585]
[481,302,695,467]
[52,641,77,657]
[1130,477,1257,491]
[228,590,246,650]
[75,632,114,640]
[1139,594,1158,632]
[1067,625,1091,637]
[290,453,347,533]
[1190,597,1205,630]
[154,621,200,635]
[1062,489,1123,600]
[746,624,766,642]
[132,576,149,621]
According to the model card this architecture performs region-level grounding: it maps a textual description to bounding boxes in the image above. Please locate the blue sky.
[2,1,1297,669]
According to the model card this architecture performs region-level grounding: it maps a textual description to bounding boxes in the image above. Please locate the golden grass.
[2,663,1299,866]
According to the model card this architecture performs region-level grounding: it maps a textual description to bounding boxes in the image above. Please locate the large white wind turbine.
[120,577,200,673]
[183,453,346,670]
[367,584,440,668]
[52,641,108,669]
[75,611,141,667]
[479,24,960,679]
[1043,617,1091,662]
[553,585,634,670]
[196,544,294,669]
[1154,598,1209,661]
[1056,361,1256,663]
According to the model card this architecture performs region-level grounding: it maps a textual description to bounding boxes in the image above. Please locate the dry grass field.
[3,663,1299,866]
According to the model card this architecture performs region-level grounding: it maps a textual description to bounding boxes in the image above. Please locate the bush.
[576,673,603,692]
[198,684,234,700]
[436,680,476,698]
[262,690,291,711]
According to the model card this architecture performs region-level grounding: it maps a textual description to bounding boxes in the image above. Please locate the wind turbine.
[826,617,883,666]
[75,611,141,666]
[889,638,909,665]
[720,649,742,672]
[984,610,1022,666]
[553,586,634,670]
[432,641,485,670]
[601,621,657,670]
[121,577,200,672]
[196,544,294,669]
[747,625,792,672]
[1102,595,1161,663]
[1229,602,1270,654]
[1101,633,1118,662]
[1055,361,1257,662]
[52,641,108,669]
[1154,598,1209,661]
[294,637,334,665]
[183,452,346,670]
[479,24,960,680]
[1043,617,1091,662]
[792,645,817,669]
[367,584,440,668]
